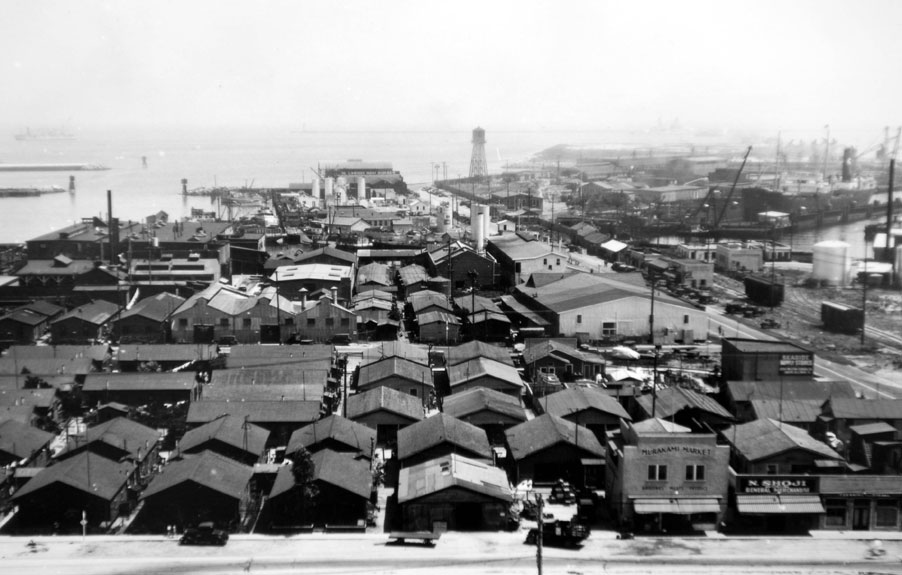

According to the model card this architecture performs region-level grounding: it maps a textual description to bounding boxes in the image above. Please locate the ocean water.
[0,126,644,244]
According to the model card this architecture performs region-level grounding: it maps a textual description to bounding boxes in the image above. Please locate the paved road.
[4,533,902,575]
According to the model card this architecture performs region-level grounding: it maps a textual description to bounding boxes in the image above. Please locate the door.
[852,500,871,530]
[193,324,215,344]
[260,324,280,344]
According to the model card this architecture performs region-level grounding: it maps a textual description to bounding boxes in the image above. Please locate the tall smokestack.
[69,175,75,193]
[181,178,188,195]
[325,177,334,206]
[888,159,896,282]
[107,190,117,266]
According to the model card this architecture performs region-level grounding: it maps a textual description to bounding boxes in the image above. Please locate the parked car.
[180,522,229,546]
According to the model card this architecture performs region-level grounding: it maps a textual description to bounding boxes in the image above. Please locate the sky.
[2,0,902,135]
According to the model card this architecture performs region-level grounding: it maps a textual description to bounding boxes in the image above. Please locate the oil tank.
[812,240,851,285]
[312,177,321,199]
[357,176,366,200]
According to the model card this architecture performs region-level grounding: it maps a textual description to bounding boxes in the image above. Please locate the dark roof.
[0,388,56,409]
[525,272,580,288]
[447,357,523,390]
[178,415,270,457]
[21,301,66,318]
[442,388,527,423]
[358,356,433,389]
[417,310,459,326]
[357,262,393,287]
[13,451,133,501]
[750,399,822,424]
[826,399,902,420]
[0,308,50,327]
[505,413,605,460]
[270,448,373,500]
[118,292,185,322]
[398,453,512,504]
[725,380,856,402]
[849,422,897,436]
[453,295,502,315]
[522,339,604,367]
[724,338,812,354]
[397,413,491,461]
[116,344,217,363]
[16,259,97,276]
[544,387,631,421]
[722,418,842,462]
[286,415,376,456]
[51,300,119,326]
[636,387,733,420]
[186,400,321,425]
[141,450,253,500]
[409,292,452,314]
[293,246,358,265]
[397,264,429,286]
[446,340,513,366]
[346,386,424,422]
[60,417,160,461]
[82,373,197,393]
[0,419,55,459]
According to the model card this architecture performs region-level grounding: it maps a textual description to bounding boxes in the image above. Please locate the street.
[3,532,902,575]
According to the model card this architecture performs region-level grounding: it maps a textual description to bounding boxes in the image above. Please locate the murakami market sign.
[639,445,713,457]
[738,476,818,494]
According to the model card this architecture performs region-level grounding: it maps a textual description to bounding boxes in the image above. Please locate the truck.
[524,518,590,548]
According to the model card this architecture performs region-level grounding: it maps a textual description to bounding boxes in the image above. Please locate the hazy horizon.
[3,0,902,144]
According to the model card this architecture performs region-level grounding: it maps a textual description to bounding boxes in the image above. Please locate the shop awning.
[736,494,825,514]
[633,498,721,515]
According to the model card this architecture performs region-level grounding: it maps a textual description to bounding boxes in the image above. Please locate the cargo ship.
[14,128,76,141]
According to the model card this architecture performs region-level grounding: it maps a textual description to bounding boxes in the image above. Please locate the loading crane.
[689,146,752,232]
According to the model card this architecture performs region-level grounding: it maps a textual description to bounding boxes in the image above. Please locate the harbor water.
[0,126,658,244]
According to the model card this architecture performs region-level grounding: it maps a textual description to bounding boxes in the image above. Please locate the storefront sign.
[639,445,712,457]
[779,353,814,376]
[738,476,818,494]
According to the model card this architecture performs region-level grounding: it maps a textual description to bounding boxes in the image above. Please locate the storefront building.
[605,419,730,533]
[819,475,902,531]
[729,473,824,533]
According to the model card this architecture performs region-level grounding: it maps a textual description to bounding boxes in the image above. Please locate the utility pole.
[535,493,544,575]
[862,230,868,346]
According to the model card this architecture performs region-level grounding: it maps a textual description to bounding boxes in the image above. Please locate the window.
[219,318,230,327]
[409,388,418,397]
[685,464,705,481]
[284,318,294,326]
[877,503,898,528]
[242,318,252,328]
[765,464,778,475]
[539,366,555,374]
[326,318,335,327]
[307,318,316,327]
[602,322,616,336]
[178,318,188,328]
[684,314,690,324]
[556,259,560,266]
[825,499,847,527]
[340,318,349,327]
[647,464,667,481]
[577,314,582,324]
[543,258,547,265]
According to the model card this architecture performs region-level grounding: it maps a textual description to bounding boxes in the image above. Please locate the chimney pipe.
[107,190,117,266]
[181,178,188,195]
[330,286,338,303]
[69,175,75,193]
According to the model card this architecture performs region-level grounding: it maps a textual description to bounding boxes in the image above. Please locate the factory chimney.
[312,177,321,200]
[68,176,75,193]
[107,190,118,266]
[357,176,366,200]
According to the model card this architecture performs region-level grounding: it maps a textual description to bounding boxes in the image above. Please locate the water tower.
[469,127,488,179]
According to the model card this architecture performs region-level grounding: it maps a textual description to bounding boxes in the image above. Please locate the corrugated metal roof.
[827,398,902,420]
[187,400,321,425]
[13,451,132,502]
[447,357,523,389]
[447,340,514,366]
[636,387,733,420]
[358,356,433,389]
[83,373,197,392]
[398,453,512,504]
[52,299,119,326]
[750,399,822,424]
[726,380,856,402]
[179,414,269,457]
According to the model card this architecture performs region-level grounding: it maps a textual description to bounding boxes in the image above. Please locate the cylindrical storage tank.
[325,177,334,198]
[812,240,851,285]
[312,177,321,199]
[357,176,366,200]
[472,208,485,253]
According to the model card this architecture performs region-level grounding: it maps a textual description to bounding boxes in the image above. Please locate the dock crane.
[689,146,752,234]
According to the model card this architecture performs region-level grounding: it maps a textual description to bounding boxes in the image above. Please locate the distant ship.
[14,128,76,141]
